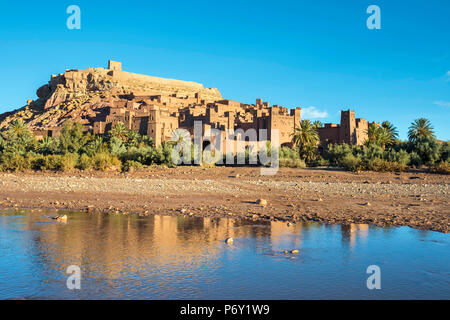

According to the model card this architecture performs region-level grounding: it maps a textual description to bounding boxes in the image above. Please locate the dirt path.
[0,167,448,233]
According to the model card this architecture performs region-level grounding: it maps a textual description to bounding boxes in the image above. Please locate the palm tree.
[3,119,36,154]
[39,136,56,155]
[291,120,319,161]
[82,135,104,156]
[110,122,128,142]
[9,119,29,136]
[4,120,34,144]
[292,120,319,147]
[59,121,86,154]
[381,121,398,140]
[365,123,393,149]
[313,120,323,128]
[126,130,140,147]
[365,123,379,146]
[408,118,434,142]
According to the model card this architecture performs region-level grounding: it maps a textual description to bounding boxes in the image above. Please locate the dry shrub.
[91,152,121,171]
[279,158,306,168]
[429,161,450,175]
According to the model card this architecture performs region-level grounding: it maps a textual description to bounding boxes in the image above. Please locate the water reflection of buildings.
[26,214,291,280]
[341,224,369,248]
[269,221,304,249]
[22,213,372,282]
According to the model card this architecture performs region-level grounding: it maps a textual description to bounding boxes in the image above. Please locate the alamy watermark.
[66,265,81,290]
[366,265,381,290]
[367,5,381,30]
[67,5,81,30]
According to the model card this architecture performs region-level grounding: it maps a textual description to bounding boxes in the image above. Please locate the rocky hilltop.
[0,61,222,130]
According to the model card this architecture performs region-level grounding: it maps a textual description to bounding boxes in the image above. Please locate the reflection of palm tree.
[408,118,434,142]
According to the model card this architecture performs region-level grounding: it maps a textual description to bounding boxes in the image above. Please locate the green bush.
[91,152,121,171]
[440,142,450,162]
[30,154,48,170]
[361,144,384,161]
[60,153,78,171]
[279,158,306,168]
[150,146,165,164]
[340,154,363,172]
[58,121,87,154]
[279,146,299,160]
[409,151,422,167]
[120,146,153,164]
[81,136,104,156]
[384,149,410,166]
[45,155,63,171]
[0,154,31,172]
[408,136,441,165]
[325,144,353,166]
[149,144,174,166]
[366,158,406,172]
[315,158,330,167]
[77,153,92,170]
[324,143,410,172]
[109,136,127,156]
[122,160,144,172]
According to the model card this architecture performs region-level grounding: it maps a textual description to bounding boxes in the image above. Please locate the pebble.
[225,238,234,244]
[256,199,268,206]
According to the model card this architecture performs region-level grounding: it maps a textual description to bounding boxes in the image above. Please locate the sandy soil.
[0,166,448,233]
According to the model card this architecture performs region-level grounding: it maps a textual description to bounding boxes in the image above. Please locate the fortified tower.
[108,60,122,72]
[340,110,356,144]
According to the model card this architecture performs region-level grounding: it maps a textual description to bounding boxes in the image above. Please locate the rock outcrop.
[0,61,222,131]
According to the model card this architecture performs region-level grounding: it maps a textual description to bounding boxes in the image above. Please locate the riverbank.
[0,167,448,233]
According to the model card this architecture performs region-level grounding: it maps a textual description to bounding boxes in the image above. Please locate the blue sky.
[0,0,449,140]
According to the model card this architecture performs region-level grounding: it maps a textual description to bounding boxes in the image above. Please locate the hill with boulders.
[0,61,222,131]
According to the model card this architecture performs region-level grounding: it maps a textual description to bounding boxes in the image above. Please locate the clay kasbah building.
[0,61,370,149]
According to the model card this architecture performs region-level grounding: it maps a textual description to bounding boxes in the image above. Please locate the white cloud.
[301,106,329,119]
[433,100,450,108]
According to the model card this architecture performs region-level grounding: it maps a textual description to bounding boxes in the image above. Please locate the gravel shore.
[0,167,448,233]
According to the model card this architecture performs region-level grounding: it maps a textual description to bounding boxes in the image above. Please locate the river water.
[0,210,448,300]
